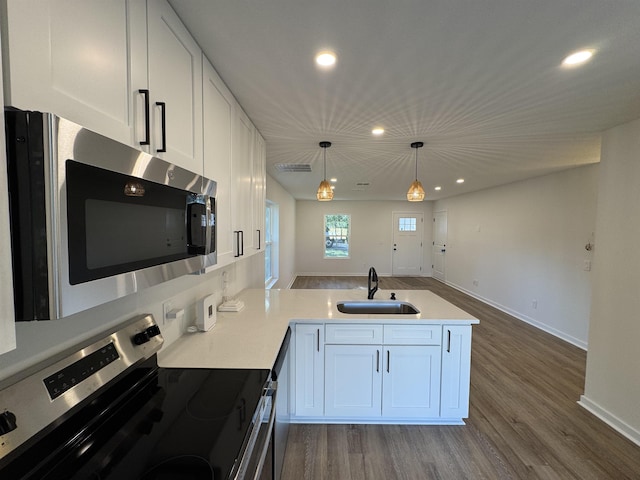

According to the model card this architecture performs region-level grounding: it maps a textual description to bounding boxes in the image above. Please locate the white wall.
[580,117,640,445]
[434,165,598,348]
[0,253,264,385]
[266,174,296,288]
[295,201,433,276]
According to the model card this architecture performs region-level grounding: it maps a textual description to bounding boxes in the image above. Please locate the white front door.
[432,211,447,282]
[392,212,424,276]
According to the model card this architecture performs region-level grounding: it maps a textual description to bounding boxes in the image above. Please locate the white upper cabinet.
[203,56,234,267]
[2,0,148,147]
[232,107,255,257]
[146,0,203,174]
[3,0,203,175]
[252,132,266,253]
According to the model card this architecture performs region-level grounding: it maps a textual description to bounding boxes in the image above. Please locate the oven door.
[234,379,277,480]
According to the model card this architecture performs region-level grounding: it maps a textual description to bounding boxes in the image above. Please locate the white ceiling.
[169,0,640,201]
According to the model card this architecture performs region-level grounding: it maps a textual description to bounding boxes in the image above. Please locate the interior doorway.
[432,211,447,282]
[392,212,424,276]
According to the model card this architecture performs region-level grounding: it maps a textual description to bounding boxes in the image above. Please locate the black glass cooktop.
[0,357,270,480]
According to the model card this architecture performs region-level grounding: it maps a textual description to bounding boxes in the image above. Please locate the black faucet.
[367,267,378,299]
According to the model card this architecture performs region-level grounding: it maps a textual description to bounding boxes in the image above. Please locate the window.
[265,201,278,288]
[398,217,417,232]
[324,214,350,258]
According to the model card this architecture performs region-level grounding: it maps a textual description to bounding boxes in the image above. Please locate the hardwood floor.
[283,276,640,480]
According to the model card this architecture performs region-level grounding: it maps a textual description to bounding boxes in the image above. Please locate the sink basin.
[337,301,420,315]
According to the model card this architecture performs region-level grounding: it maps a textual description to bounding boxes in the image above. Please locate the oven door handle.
[234,382,277,480]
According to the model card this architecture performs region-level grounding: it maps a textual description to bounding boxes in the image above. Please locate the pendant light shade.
[317,141,333,201]
[407,141,425,202]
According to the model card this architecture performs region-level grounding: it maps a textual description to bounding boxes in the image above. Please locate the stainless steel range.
[0,314,276,479]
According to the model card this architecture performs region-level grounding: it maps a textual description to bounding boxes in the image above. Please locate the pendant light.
[316,141,333,201]
[407,141,425,202]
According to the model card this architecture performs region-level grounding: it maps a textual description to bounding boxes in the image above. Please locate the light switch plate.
[196,294,217,331]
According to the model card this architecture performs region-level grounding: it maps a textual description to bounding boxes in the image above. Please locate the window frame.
[323,214,351,259]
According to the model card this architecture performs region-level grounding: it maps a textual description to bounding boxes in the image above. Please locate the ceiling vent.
[274,163,312,173]
[352,182,370,192]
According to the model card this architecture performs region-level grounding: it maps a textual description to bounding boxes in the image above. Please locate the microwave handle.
[187,203,207,254]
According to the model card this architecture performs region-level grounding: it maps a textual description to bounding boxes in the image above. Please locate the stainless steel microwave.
[5,109,216,321]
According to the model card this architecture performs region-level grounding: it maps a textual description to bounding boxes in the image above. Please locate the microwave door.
[5,110,55,320]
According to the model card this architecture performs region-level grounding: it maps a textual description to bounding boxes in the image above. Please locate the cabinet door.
[203,57,234,267]
[3,0,148,147]
[294,324,324,417]
[382,345,441,418]
[441,325,472,419]
[232,107,254,255]
[147,0,203,173]
[251,132,266,253]
[325,345,382,417]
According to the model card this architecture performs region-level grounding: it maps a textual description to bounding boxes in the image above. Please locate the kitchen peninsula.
[159,289,478,424]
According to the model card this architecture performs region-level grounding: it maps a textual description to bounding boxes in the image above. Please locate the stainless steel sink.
[336,300,420,315]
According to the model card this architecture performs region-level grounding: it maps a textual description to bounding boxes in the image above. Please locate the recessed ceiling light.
[434,186,442,191]
[372,127,384,136]
[456,178,465,184]
[330,178,337,183]
[562,49,594,67]
[315,51,337,68]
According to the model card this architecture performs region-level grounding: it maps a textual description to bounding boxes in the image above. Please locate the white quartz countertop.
[158,288,478,370]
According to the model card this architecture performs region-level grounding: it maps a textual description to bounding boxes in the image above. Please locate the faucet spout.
[367,267,379,299]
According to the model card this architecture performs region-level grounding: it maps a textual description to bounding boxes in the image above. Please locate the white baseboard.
[578,395,640,447]
[446,281,588,350]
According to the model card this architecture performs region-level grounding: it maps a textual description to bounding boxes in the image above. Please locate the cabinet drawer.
[325,324,383,344]
[383,325,442,345]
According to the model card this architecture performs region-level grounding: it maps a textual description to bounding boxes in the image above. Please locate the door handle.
[441,249,446,253]
[139,89,150,146]
[156,101,167,152]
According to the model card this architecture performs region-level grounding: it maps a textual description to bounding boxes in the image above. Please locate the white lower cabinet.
[293,322,472,424]
[323,324,442,420]
[441,325,472,419]
[293,324,324,417]
[382,345,441,418]
[325,344,382,417]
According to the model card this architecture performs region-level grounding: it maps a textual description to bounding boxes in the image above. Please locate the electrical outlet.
[532,299,538,309]
[472,279,479,287]
[583,260,591,271]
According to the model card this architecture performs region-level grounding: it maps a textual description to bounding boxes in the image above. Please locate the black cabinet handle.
[447,330,451,353]
[156,101,166,152]
[139,89,150,145]
[234,231,240,258]
[387,350,390,373]
[376,350,380,372]
[257,229,261,250]
[233,230,245,257]
[316,329,320,352]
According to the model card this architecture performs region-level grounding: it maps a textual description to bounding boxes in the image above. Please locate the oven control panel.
[43,342,120,400]
[0,313,163,464]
